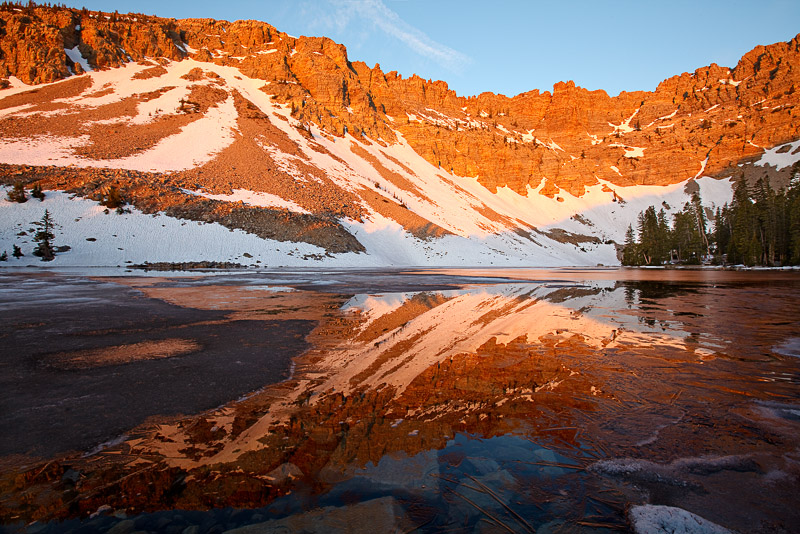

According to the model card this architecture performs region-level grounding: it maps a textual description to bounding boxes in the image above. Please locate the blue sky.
[76,1,800,98]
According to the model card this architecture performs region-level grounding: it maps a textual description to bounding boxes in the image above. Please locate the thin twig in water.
[446,489,517,534]
[523,436,556,450]
[399,515,437,534]
[592,439,612,457]
[527,461,585,470]
[465,474,537,533]
[587,494,624,509]
[429,472,460,485]
[29,461,55,482]
[575,520,627,530]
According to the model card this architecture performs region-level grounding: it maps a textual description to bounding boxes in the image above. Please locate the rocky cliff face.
[2,4,798,199]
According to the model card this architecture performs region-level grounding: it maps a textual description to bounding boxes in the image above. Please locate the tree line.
[622,175,800,267]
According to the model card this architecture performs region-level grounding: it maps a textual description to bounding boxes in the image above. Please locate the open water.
[1,268,799,533]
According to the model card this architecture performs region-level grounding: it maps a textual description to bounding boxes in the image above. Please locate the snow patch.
[658,110,678,121]
[519,130,563,151]
[755,140,800,170]
[719,78,742,87]
[610,144,645,158]
[609,107,640,134]
[629,505,733,534]
[182,188,311,214]
[693,157,709,179]
[65,46,93,73]
[0,90,238,172]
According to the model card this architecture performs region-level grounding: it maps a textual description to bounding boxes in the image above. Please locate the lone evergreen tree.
[102,186,125,210]
[32,209,56,261]
[637,206,670,264]
[6,183,27,203]
[12,244,23,258]
[31,183,45,201]
[621,225,638,265]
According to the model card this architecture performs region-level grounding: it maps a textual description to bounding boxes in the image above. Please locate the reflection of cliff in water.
[137,283,618,469]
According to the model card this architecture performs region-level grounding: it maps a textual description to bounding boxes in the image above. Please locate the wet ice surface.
[1,268,800,533]
[0,272,315,457]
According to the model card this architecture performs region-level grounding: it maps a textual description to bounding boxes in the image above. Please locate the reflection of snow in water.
[241,285,297,293]
[82,434,130,458]
[317,281,713,398]
[341,291,419,316]
[753,400,800,422]
[773,337,800,357]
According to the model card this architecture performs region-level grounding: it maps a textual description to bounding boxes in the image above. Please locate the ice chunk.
[629,505,733,534]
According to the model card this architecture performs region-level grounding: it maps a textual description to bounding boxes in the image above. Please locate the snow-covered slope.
[0,190,335,267]
[1,56,793,268]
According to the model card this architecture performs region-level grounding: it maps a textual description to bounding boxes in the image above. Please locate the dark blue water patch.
[297,433,620,533]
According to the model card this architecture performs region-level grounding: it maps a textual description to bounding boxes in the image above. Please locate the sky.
[74,0,800,98]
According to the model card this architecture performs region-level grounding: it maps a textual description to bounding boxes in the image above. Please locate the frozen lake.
[1,268,799,533]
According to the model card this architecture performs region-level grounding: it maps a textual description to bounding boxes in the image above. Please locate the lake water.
[1,268,799,533]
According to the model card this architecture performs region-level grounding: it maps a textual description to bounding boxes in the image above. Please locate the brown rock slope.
[0,4,798,199]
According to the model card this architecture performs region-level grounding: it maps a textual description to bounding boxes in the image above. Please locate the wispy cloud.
[316,0,470,73]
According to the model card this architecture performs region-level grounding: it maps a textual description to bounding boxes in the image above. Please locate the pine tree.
[753,177,776,265]
[102,186,125,210]
[690,191,710,256]
[31,183,45,201]
[772,187,790,265]
[788,171,800,264]
[636,206,671,265]
[6,183,27,203]
[32,209,56,261]
[12,244,23,258]
[672,202,705,263]
[713,206,730,261]
[621,225,639,265]
[729,179,759,265]
[657,208,672,262]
